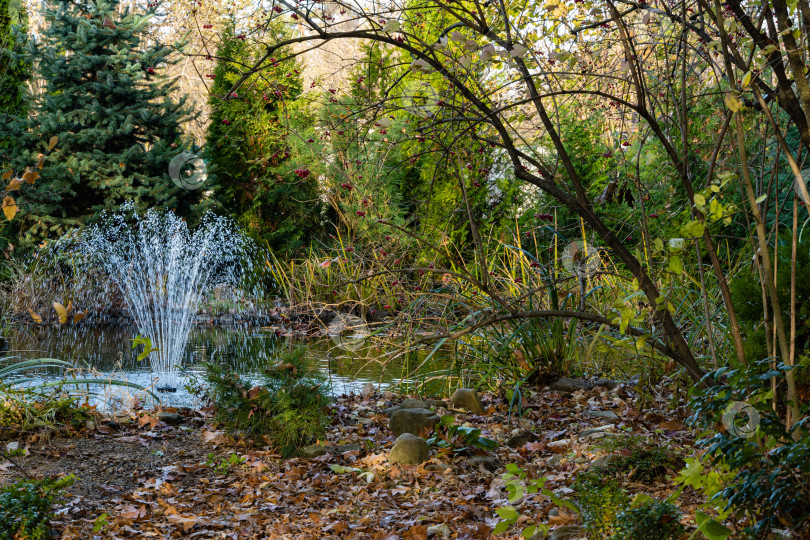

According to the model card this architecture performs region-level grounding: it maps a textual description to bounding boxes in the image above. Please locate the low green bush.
[0,475,75,539]
[611,499,684,540]
[573,471,629,538]
[201,345,331,457]
[593,435,683,481]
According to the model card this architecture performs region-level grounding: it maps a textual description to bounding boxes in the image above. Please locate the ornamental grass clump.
[202,345,330,457]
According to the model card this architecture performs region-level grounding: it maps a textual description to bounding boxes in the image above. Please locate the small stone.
[629,374,642,384]
[330,444,362,454]
[588,454,623,471]
[427,399,448,409]
[299,444,327,458]
[550,377,594,393]
[506,430,538,448]
[390,408,441,437]
[389,433,429,465]
[424,463,448,473]
[157,412,183,425]
[382,391,397,399]
[361,382,376,397]
[580,424,616,438]
[399,398,430,409]
[549,525,586,540]
[585,410,619,422]
[449,388,484,414]
[468,455,502,472]
[593,378,619,390]
[427,523,452,537]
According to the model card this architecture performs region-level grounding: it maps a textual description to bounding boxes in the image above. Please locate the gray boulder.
[593,378,619,390]
[389,408,440,437]
[157,412,183,425]
[468,455,502,472]
[550,377,594,393]
[400,398,430,409]
[299,444,328,458]
[506,430,538,448]
[389,433,429,465]
[449,388,484,414]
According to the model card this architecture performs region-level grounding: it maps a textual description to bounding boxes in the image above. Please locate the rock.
[389,408,441,437]
[424,463,448,473]
[389,433,429,465]
[330,444,362,454]
[593,378,619,390]
[449,388,484,414]
[399,398,430,409]
[299,444,328,458]
[468,455,502,472]
[550,377,594,393]
[382,406,401,416]
[588,453,623,471]
[585,410,619,422]
[549,525,586,540]
[506,430,538,448]
[629,373,642,384]
[361,382,376,398]
[157,412,183,425]
[427,399,448,409]
[580,424,616,438]
[427,523,452,537]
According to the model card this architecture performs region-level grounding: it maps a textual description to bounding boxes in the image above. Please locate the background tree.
[2,0,199,249]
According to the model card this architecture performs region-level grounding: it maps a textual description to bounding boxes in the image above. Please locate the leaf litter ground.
[1,380,709,538]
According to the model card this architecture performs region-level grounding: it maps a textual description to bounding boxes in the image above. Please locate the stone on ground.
[389,408,440,437]
[157,412,182,425]
[388,433,429,465]
[593,378,619,390]
[449,388,484,414]
[468,455,502,472]
[585,410,619,421]
[299,444,327,458]
[399,398,430,409]
[506,430,538,448]
[550,377,594,393]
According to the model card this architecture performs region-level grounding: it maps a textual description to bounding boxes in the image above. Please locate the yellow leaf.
[28,309,43,324]
[36,154,45,169]
[5,179,22,192]
[73,311,87,324]
[53,302,68,324]
[22,169,39,184]
[2,196,17,221]
[1,170,11,180]
[66,300,73,314]
[741,71,752,88]
[48,136,58,151]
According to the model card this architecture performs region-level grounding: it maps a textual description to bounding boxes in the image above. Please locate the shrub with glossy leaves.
[611,499,684,540]
[0,475,74,539]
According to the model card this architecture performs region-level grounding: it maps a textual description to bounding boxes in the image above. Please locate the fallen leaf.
[202,430,230,446]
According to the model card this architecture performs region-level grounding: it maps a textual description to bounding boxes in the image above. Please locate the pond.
[1,324,457,408]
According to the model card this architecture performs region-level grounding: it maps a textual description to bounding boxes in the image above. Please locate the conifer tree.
[0,0,30,159]
[5,0,199,248]
[205,24,320,253]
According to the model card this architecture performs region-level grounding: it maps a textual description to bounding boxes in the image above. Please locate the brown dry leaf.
[404,524,429,540]
[138,415,161,429]
[36,154,45,169]
[166,514,197,532]
[159,482,178,497]
[28,309,42,324]
[548,507,578,526]
[1,170,11,180]
[47,136,58,151]
[202,430,230,446]
[21,169,39,184]
[659,419,684,431]
[323,521,349,533]
[72,311,87,324]
[120,505,147,520]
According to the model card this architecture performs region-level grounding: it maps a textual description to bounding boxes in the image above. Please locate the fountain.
[64,204,252,391]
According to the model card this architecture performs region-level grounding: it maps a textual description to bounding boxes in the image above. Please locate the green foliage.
[3,0,200,249]
[593,435,683,481]
[426,414,497,453]
[688,362,810,535]
[493,464,574,537]
[611,499,684,540]
[671,457,734,539]
[205,22,319,253]
[730,232,810,364]
[573,471,630,538]
[0,0,31,161]
[205,452,246,475]
[201,345,331,457]
[130,335,158,362]
[0,475,75,539]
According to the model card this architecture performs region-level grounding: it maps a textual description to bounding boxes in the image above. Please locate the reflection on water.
[3,324,455,407]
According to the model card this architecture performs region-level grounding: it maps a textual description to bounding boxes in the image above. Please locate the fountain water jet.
[66,205,252,391]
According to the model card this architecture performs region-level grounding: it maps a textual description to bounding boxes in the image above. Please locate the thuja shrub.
[0,475,75,539]
[611,500,684,540]
[202,346,331,457]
